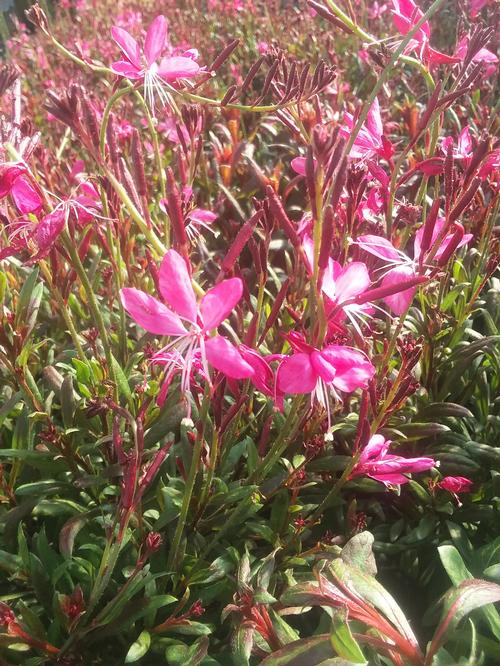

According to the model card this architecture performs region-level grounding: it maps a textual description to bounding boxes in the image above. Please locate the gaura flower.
[276,332,375,423]
[350,434,435,486]
[441,126,473,161]
[436,475,473,506]
[357,218,472,314]
[120,249,253,394]
[111,15,200,108]
[438,476,473,494]
[391,0,460,65]
[302,235,373,331]
[339,97,393,160]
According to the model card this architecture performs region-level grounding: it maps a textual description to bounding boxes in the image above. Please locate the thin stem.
[39,260,86,360]
[61,230,117,393]
[167,389,211,571]
[248,396,306,484]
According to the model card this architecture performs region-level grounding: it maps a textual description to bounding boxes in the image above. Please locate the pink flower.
[120,249,253,394]
[438,476,473,494]
[111,15,200,106]
[441,126,473,161]
[186,208,217,240]
[339,98,386,160]
[0,209,66,263]
[338,99,394,162]
[391,0,460,66]
[350,434,435,486]
[10,176,43,216]
[302,236,373,328]
[277,332,375,422]
[357,219,473,314]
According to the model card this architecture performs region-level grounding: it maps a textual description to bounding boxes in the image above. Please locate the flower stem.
[167,389,211,571]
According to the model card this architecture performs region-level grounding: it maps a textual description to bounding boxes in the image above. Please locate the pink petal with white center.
[321,346,375,393]
[334,262,371,302]
[200,277,243,331]
[204,335,254,378]
[277,353,318,394]
[144,15,167,66]
[158,56,200,82]
[357,234,401,262]
[120,288,186,336]
[158,249,197,323]
[380,264,417,315]
[111,26,141,67]
[111,60,143,79]
[11,176,43,215]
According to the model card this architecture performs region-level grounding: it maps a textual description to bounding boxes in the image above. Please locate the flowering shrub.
[0,0,499,664]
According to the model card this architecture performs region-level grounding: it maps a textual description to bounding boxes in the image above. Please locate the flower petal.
[144,15,167,66]
[310,350,337,382]
[321,345,375,393]
[120,288,186,336]
[357,235,401,261]
[380,264,417,315]
[200,278,243,330]
[277,353,317,394]
[111,26,141,67]
[334,262,371,302]
[204,336,254,378]
[111,60,143,79]
[11,176,43,215]
[158,56,200,82]
[34,210,66,256]
[358,434,391,465]
[158,249,197,323]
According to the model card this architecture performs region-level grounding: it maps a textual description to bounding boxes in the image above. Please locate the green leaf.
[428,579,500,660]
[61,375,76,427]
[167,621,212,636]
[185,636,209,666]
[438,545,500,640]
[327,560,419,649]
[111,354,132,404]
[341,532,376,576]
[14,267,42,335]
[260,635,336,665]
[330,614,366,664]
[438,545,472,586]
[484,564,500,583]
[125,630,151,663]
